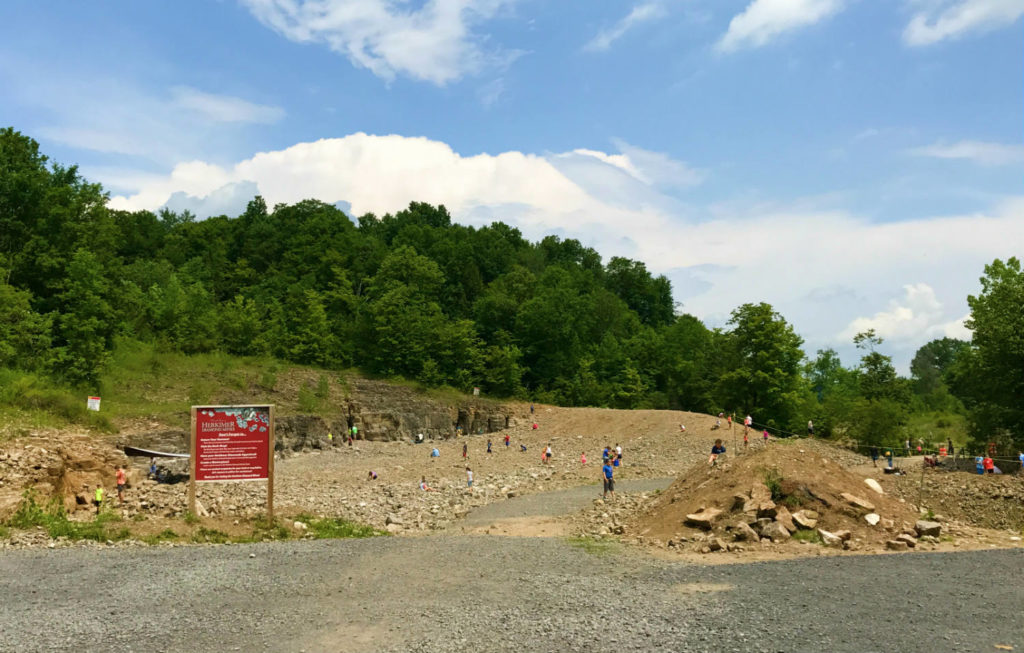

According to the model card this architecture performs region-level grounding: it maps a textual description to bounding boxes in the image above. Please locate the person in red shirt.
[115,466,127,504]
[983,456,995,474]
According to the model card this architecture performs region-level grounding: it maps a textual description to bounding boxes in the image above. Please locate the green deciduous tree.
[717,303,805,429]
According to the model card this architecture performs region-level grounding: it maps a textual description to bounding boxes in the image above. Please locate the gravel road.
[458,477,673,527]
[1,538,1020,653]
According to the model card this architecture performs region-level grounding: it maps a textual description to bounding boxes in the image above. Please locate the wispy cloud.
[583,3,664,52]
[903,0,1024,46]
[1,60,283,164]
[239,0,520,85]
[477,78,505,107]
[717,0,846,53]
[171,87,285,124]
[910,140,1024,166]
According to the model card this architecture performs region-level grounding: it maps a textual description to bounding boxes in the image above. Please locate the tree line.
[1,128,1021,449]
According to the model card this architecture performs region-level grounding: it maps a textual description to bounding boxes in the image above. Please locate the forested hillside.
[1,128,1021,448]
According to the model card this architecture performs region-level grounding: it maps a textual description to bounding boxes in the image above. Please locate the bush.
[294,514,386,539]
[792,529,822,544]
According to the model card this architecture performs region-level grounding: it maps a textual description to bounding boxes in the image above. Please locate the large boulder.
[818,529,842,547]
[864,478,884,495]
[914,520,942,538]
[685,508,723,530]
[792,510,818,530]
[841,493,876,512]
[760,521,791,542]
[775,505,796,533]
[730,521,760,542]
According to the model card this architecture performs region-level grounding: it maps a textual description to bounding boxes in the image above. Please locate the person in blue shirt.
[602,461,615,499]
[709,439,726,465]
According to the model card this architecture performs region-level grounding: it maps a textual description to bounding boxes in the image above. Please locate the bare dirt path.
[456,477,673,527]
[0,537,1020,653]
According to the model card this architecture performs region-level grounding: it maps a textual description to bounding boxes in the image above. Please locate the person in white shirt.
[466,467,473,488]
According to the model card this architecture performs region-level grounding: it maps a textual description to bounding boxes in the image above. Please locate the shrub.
[294,514,386,539]
[762,468,785,502]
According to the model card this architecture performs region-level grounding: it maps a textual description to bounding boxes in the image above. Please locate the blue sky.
[1,0,1022,370]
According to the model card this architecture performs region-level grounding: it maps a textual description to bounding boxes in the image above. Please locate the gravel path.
[458,477,673,526]
[1,538,1020,653]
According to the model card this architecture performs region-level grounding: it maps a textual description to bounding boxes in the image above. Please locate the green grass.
[791,529,822,544]
[905,411,969,450]
[294,514,387,539]
[0,369,116,435]
[567,535,621,556]
[183,511,200,525]
[141,529,179,544]
[5,490,130,542]
[191,527,230,544]
[241,516,292,542]
[0,525,9,539]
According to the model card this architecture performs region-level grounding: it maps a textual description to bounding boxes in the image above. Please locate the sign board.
[473,387,480,396]
[87,396,101,411]
[189,405,275,517]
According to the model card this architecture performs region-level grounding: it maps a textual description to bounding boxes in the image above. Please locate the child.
[581,451,587,466]
[487,439,492,454]
[743,432,749,449]
[462,442,468,459]
[115,466,127,504]
[709,439,726,465]
[368,470,378,480]
[520,443,528,452]
[420,476,435,491]
[466,467,473,488]
[762,429,769,445]
[504,434,510,448]
[532,422,539,430]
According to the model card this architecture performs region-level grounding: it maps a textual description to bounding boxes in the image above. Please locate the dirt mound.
[629,441,919,551]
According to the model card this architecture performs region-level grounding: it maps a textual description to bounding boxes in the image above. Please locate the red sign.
[194,406,271,482]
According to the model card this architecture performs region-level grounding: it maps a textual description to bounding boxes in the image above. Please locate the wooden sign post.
[189,405,276,519]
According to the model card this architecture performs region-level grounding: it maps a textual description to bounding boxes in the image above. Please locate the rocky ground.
[2,405,1022,561]
[0,536,1020,653]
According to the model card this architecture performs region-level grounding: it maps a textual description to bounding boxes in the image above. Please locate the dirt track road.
[1,538,1020,653]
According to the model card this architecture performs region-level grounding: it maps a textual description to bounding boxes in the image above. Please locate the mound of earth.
[629,442,922,552]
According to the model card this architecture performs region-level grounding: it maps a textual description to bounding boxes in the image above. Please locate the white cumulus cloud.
[910,140,1024,166]
[717,0,846,53]
[583,3,665,52]
[903,0,1024,46]
[840,283,971,344]
[240,0,520,84]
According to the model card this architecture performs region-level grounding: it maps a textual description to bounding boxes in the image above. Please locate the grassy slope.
[0,339,491,439]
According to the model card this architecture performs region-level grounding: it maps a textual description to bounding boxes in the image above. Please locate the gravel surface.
[1,538,1020,653]
[458,477,673,527]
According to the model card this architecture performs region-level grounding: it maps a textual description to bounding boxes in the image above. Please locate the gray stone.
[731,521,760,542]
[885,539,909,551]
[818,529,842,547]
[915,520,942,537]
[760,521,791,542]
[864,513,880,526]
[895,534,917,548]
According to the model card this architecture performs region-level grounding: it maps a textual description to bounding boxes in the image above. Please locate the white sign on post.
[87,396,101,411]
